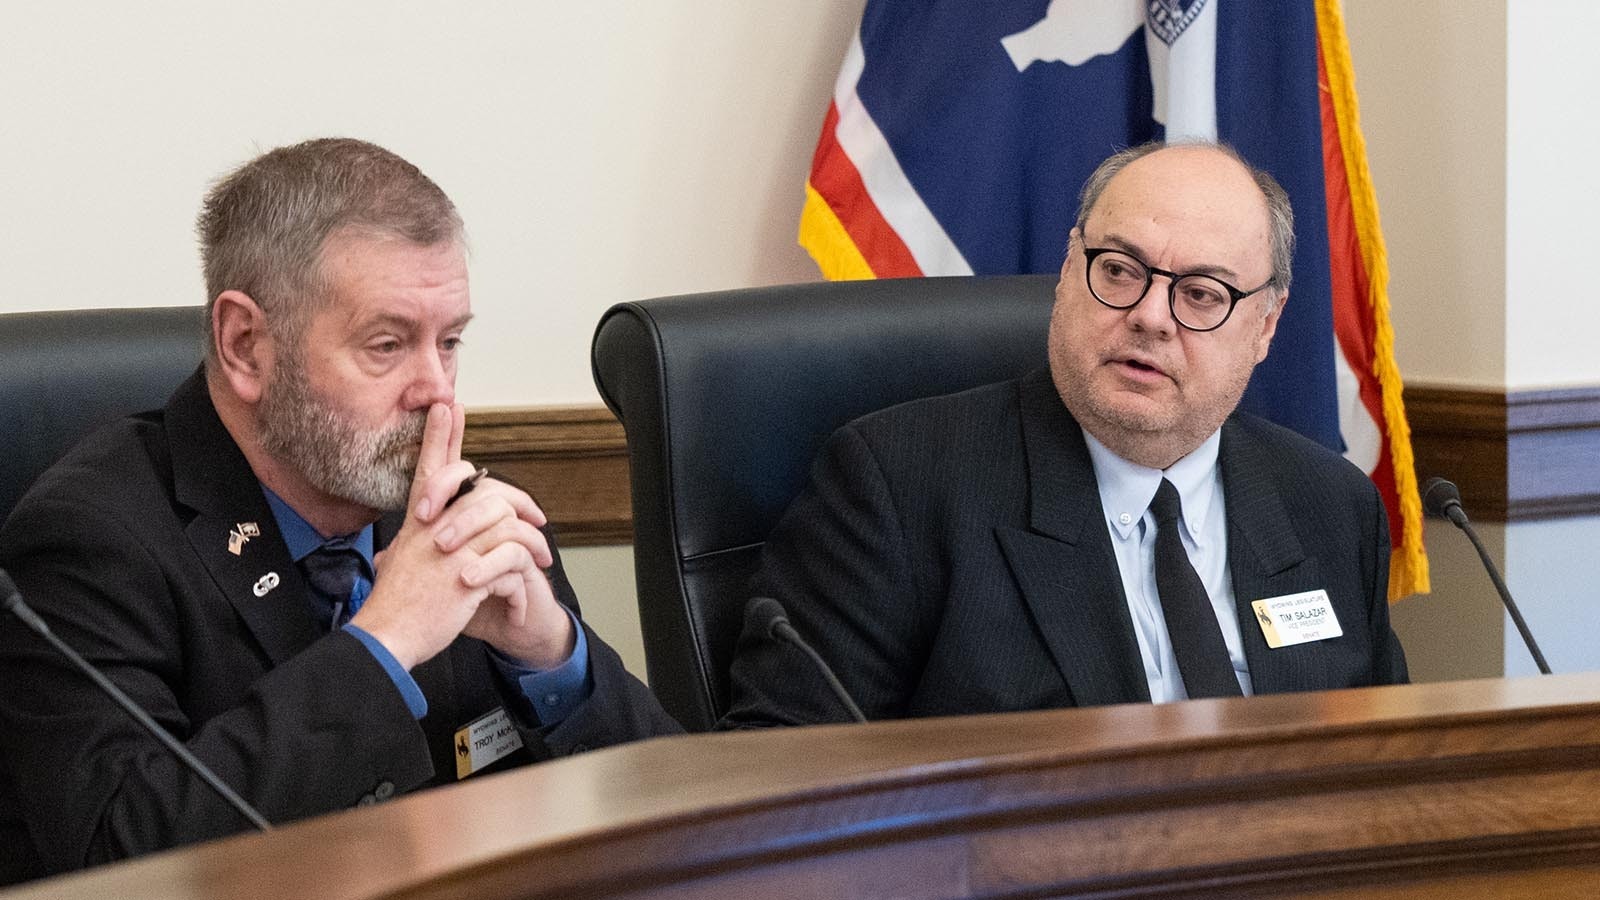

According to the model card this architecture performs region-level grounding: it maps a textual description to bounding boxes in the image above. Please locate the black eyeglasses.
[1080,245,1272,332]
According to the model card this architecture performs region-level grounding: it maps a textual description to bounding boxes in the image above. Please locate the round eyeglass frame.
[1081,246,1272,333]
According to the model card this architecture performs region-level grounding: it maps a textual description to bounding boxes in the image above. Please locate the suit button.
[357,793,376,806]
[374,781,395,801]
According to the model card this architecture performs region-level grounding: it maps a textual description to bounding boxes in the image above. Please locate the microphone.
[0,568,273,831]
[1421,478,1552,675]
[744,597,867,723]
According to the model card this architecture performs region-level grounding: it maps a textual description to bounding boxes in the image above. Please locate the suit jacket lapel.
[1220,418,1325,694]
[997,371,1149,706]
[166,370,322,665]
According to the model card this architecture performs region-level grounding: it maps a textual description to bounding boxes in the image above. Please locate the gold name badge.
[1251,589,1343,649]
[454,707,524,780]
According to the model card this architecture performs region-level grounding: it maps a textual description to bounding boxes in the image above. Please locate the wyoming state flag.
[799,0,1427,600]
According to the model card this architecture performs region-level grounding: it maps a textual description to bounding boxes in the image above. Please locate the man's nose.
[1125,276,1178,334]
[402,349,455,409]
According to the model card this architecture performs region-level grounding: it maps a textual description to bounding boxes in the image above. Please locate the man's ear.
[211,290,272,404]
[1253,290,1286,363]
[1060,227,1081,279]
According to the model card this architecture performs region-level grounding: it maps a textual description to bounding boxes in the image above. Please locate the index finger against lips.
[409,403,457,516]
[447,401,465,465]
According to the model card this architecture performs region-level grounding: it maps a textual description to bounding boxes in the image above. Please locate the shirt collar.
[1082,428,1223,542]
[261,485,376,567]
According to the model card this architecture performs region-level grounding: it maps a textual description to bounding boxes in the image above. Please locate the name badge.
[453,707,524,780]
[1250,589,1343,649]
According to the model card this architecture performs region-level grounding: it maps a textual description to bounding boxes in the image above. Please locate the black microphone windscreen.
[744,596,789,639]
[1421,477,1462,519]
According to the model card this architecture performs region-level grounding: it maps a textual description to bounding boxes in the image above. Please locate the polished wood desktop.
[8,674,1600,899]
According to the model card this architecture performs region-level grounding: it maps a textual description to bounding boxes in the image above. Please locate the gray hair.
[1073,140,1295,302]
[197,137,463,357]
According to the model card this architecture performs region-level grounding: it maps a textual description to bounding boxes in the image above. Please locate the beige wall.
[0,1,863,406]
[1345,0,1507,391]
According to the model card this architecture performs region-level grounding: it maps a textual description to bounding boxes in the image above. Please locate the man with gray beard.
[0,138,679,883]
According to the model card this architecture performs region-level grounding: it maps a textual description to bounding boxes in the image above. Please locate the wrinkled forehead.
[1085,148,1273,277]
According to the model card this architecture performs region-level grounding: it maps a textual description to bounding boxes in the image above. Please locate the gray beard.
[257,360,424,512]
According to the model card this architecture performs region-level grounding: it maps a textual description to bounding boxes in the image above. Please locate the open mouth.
[1116,356,1167,379]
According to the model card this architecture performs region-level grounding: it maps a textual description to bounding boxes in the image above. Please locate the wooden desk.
[8,674,1600,899]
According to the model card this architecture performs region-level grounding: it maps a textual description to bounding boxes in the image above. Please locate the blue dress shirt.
[261,487,591,724]
[1080,430,1253,702]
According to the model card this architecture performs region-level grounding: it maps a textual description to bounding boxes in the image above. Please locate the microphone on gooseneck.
[744,596,867,723]
[1421,478,1552,675]
[0,568,273,831]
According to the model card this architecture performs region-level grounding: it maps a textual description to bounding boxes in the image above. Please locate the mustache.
[375,412,429,460]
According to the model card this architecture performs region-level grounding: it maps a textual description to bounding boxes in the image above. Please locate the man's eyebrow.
[360,312,475,332]
[1095,231,1242,282]
[1092,232,1150,259]
[1179,261,1243,282]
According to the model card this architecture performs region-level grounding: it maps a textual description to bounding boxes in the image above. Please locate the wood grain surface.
[9,674,1600,899]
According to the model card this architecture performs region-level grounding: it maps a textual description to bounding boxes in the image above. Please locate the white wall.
[1503,515,1600,677]
[1505,2,1600,390]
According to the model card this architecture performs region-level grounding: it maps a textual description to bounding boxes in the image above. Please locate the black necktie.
[1150,479,1242,698]
[299,537,367,632]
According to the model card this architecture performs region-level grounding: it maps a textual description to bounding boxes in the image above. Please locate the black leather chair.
[0,306,205,524]
[0,304,205,885]
[591,275,1056,731]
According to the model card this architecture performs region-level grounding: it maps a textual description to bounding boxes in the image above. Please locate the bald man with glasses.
[723,141,1407,727]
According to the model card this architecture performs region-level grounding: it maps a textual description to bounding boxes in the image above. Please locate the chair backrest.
[0,306,206,523]
[591,275,1056,731]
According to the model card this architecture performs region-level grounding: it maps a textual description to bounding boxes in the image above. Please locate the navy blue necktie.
[1151,479,1243,699]
[299,536,367,632]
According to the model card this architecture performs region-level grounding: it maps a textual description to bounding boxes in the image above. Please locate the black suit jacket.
[0,371,678,881]
[724,369,1407,726]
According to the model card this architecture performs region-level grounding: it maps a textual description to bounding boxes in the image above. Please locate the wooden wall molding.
[1505,386,1600,520]
[477,384,1600,547]
[1403,386,1508,521]
[1407,384,1600,522]
[463,406,631,546]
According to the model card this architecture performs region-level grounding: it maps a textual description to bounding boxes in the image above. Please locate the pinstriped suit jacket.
[723,368,1407,726]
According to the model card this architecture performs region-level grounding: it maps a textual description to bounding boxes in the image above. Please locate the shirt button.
[1118,512,1132,526]
[543,693,561,706]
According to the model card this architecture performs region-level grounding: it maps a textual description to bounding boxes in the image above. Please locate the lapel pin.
[229,522,261,556]
[253,571,280,598]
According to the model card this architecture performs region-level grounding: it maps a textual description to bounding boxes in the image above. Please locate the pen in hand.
[441,466,553,576]
[447,467,489,508]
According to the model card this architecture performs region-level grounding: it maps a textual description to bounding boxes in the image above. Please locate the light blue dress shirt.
[1080,430,1253,702]
[261,487,591,724]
